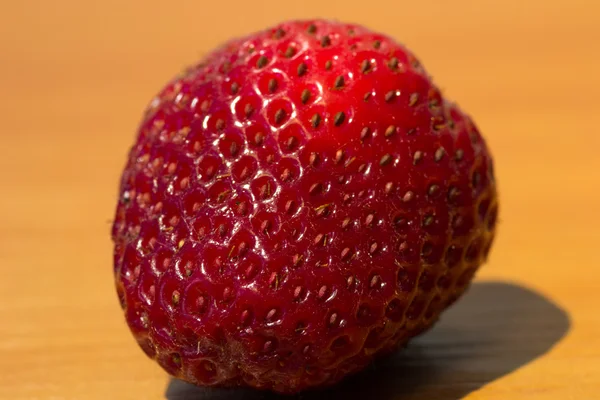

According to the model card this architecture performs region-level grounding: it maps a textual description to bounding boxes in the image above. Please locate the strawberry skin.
[112,20,497,394]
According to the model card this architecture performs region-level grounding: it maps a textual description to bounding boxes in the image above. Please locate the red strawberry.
[112,19,497,394]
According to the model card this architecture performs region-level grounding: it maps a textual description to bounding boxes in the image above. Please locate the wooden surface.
[1,1,599,399]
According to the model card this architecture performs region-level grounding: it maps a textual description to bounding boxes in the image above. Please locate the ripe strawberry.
[112,19,497,394]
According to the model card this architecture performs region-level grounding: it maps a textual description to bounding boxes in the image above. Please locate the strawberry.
[112,19,497,394]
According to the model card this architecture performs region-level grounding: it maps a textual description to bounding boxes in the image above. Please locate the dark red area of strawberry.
[112,19,497,393]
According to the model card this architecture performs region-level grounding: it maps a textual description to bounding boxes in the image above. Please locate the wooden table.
[1,1,598,398]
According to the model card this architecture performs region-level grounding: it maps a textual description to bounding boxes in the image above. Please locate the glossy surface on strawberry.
[112,19,498,393]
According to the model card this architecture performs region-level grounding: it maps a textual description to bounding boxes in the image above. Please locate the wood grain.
[1,1,599,399]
